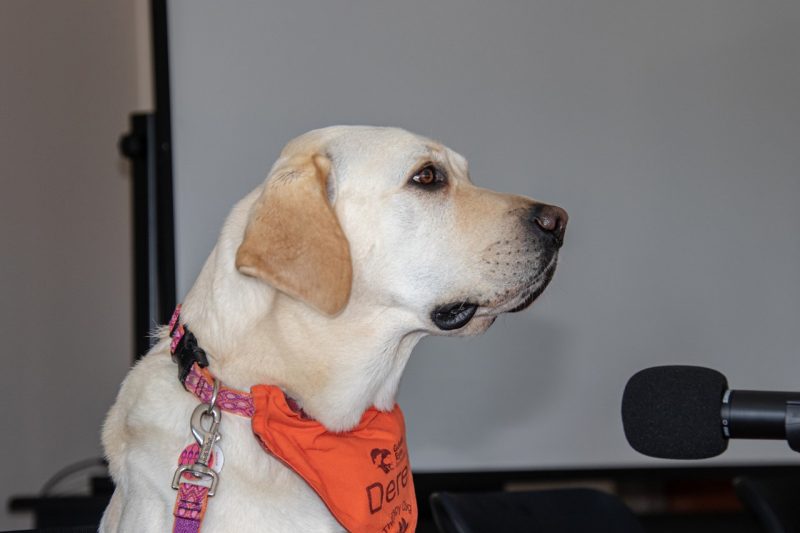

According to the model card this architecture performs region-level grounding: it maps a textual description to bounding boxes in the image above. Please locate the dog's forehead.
[300,126,467,179]
[331,127,438,163]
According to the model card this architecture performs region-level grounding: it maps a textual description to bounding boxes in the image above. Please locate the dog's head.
[236,126,567,336]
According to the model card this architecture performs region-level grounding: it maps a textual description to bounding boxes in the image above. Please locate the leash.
[169,305,225,533]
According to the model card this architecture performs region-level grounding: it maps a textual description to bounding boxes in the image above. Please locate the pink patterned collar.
[168,305,309,419]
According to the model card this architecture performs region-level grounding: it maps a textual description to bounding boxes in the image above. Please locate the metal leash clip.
[172,379,223,496]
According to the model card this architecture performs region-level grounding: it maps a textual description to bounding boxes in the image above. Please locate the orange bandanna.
[251,385,417,533]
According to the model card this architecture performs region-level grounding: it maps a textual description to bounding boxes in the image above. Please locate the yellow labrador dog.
[100,126,567,532]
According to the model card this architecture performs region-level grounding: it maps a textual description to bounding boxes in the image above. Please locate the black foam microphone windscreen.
[621,365,729,459]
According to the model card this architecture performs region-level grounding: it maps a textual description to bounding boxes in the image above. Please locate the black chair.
[734,475,800,533]
[430,488,645,533]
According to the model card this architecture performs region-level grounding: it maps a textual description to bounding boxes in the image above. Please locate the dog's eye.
[410,165,447,189]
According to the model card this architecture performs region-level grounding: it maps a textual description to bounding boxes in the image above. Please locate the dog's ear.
[235,153,352,315]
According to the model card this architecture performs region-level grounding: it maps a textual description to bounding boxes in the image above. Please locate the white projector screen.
[167,0,800,471]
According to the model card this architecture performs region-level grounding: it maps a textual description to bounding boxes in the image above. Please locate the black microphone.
[621,365,800,459]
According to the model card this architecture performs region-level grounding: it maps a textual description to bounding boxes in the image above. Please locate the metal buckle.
[172,463,220,496]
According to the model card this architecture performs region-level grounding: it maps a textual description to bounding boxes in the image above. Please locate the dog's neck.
[180,288,424,432]
[175,191,426,432]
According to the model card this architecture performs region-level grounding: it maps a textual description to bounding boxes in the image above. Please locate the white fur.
[100,126,560,532]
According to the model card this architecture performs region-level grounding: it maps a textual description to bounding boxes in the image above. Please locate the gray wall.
[0,1,149,528]
[168,1,800,470]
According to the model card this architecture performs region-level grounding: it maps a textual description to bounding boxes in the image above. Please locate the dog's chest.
[188,418,342,531]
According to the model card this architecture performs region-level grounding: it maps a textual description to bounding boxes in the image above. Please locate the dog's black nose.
[528,203,568,247]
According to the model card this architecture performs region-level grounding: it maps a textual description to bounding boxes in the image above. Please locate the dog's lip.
[474,257,558,317]
[507,283,548,313]
[431,302,479,331]
[431,256,558,330]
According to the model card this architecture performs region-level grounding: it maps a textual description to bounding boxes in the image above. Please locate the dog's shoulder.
[101,344,343,532]
[102,344,192,472]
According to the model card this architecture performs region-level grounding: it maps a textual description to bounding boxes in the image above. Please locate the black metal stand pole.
[120,114,157,359]
[151,0,177,326]
[114,0,177,362]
